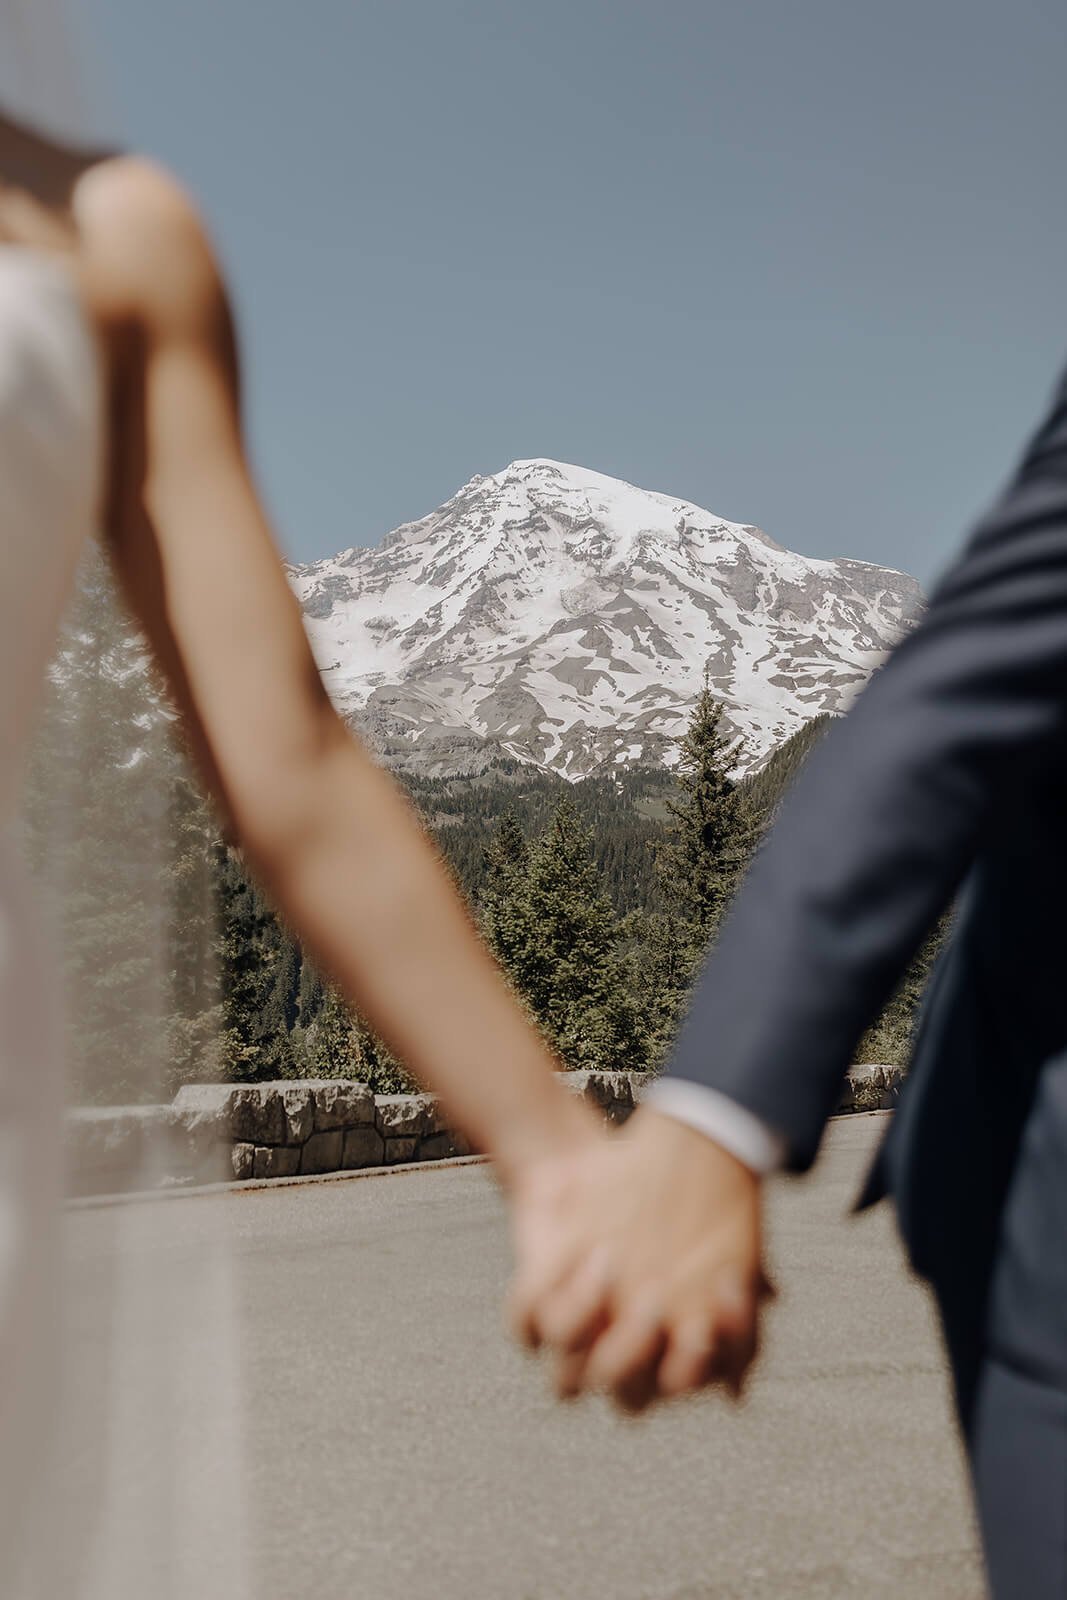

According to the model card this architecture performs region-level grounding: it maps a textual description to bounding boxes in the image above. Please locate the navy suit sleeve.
[663,365,1067,1170]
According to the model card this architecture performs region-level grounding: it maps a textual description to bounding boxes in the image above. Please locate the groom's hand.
[507,1109,771,1412]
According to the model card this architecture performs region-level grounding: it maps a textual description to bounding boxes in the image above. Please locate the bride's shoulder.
[74,156,232,348]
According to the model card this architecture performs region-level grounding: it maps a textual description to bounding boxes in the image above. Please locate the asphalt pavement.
[62,1111,985,1600]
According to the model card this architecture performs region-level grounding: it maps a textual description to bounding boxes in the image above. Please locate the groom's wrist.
[641,1077,787,1175]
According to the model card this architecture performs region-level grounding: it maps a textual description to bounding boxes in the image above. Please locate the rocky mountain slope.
[289,459,922,777]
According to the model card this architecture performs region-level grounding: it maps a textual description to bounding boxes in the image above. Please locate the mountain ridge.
[289,459,923,779]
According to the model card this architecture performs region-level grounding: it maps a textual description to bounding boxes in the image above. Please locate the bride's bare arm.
[76,158,593,1184]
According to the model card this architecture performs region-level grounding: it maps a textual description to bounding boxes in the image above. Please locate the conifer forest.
[21,555,942,1104]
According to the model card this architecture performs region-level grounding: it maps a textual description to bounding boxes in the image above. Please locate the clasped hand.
[507,1109,773,1413]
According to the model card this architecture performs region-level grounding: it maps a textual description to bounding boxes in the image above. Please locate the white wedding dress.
[0,161,250,1600]
[1,7,254,1585]
[0,247,103,1580]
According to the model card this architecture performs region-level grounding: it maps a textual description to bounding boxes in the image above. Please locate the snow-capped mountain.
[289,460,923,779]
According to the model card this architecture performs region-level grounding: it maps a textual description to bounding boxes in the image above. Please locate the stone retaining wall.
[66,1064,903,1198]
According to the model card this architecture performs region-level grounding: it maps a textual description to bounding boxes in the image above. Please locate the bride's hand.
[507,1108,772,1412]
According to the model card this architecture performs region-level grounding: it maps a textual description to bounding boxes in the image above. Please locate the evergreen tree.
[297,956,326,1032]
[402,760,671,918]
[741,713,832,828]
[349,1013,419,1093]
[625,682,757,1064]
[288,953,326,1069]
[162,767,226,1092]
[20,553,948,1104]
[267,929,302,1039]
[622,907,696,1068]
[21,552,179,1102]
[479,809,529,973]
[301,983,418,1091]
[305,982,358,1078]
[482,801,648,1072]
[657,682,753,941]
[216,850,296,1081]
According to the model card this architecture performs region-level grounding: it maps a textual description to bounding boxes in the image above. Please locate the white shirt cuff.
[642,1078,788,1176]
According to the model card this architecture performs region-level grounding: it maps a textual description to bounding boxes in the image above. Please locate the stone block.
[840,1063,876,1107]
[252,1145,301,1180]
[300,1130,344,1175]
[163,1108,233,1185]
[566,1069,601,1104]
[599,1073,637,1124]
[342,1126,385,1170]
[844,1068,876,1107]
[839,1063,903,1112]
[309,1080,375,1131]
[563,1070,637,1123]
[171,1082,237,1136]
[418,1131,462,1162]
[279,1084,315,1145]
[172,1082,287,1146]
[375,1095,432,1139]
[66,1105,172,1196]
[384,1136,418,1164]
[231,1086,287,1147]
[420,1096,449,1135]
[232,1142,256,1181]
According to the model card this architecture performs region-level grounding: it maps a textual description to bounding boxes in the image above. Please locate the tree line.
[21,553,941,1103]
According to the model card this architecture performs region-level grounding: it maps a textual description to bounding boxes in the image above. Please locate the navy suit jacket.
[663,359,1067,1283]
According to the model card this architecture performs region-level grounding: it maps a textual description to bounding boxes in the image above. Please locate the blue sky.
[83,0,1066,587]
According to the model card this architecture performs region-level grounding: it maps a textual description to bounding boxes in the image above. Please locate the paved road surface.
[65,1113,985,1599]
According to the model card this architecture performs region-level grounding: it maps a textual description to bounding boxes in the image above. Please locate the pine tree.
[485,801,648,1072]
[297,956,326,1032]
[623,907,696,1068]
[216,850,296,1081]
[266,929,302,1040]
[610,682,756,1069]
[21,552,179,1102]
[305,982,358,1078]
[657,682,753,943]
[479,809,529,973]
[349,1013,419,1093]
[162,766,226,1092]
[741,713,832,828]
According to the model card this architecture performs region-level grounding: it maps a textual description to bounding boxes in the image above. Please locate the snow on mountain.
[288,459,923,779]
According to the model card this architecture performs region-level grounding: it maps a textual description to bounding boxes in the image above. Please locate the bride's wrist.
[492,1081,600,1191]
